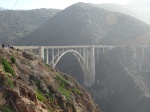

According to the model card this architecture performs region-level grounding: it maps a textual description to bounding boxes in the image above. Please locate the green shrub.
[57,86,70,99]
[72,87,82,95]
[6,73,14,89]
[72,104,77,112]
[1,106,13,112]
[45,64,49,67]
[47,106,54,112]
[2,58,15,77]
[56,75,82,99]
[46,93,54,101]
[59,101,66,110]
[29,75,35,81]
[11,56,16,64]
[0,49,3,54]
[56,75,69,88]
[36,91,45,102]
[29,75,41,91]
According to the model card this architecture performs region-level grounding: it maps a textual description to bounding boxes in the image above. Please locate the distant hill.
[0,8,60,44]
[91,3,136,16]
[90,3,150,25]
[88,0,150,24]
[17,2,150,46]
[0,7,5,10]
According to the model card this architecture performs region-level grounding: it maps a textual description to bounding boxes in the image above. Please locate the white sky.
[0,0,132,10]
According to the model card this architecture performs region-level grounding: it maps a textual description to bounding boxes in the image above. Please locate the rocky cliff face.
[90,46,150,112]
[0,48,101,112]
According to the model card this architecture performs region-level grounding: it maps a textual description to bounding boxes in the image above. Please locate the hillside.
[87,2,150,25]
[0,47,101,112]
[0,7,5,10]
[91,46,150,112]
[0,8,60,44]
[55,45,150,112]
[17,2,150,46]
[91,3,136,17]
[92,3,150,25]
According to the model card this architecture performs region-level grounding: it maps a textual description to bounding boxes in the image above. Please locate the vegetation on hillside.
[0,48,101,112]
[17,3,150,46]
[0,9,60,44]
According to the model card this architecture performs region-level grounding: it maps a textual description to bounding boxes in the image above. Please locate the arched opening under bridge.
[51,50,89,86]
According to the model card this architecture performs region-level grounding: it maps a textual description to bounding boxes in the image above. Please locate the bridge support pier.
[84,46,95,86]
[38,46,44,59]
[51,49,55,67]
[46,49,49,64]
[89,46,95,86]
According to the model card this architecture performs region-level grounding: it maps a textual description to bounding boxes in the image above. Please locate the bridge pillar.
[29,48,32,53]
[51,49,54,67]
[89,45,95,86]
[84,46,95,86]
[103,47,104,53]
[46,49,49,64]
[83,48,86,62]
[38,46,44,59]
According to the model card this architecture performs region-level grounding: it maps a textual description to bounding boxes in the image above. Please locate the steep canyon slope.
[50,45,150,112]
[90,46,150,112]
[0,48,101,112]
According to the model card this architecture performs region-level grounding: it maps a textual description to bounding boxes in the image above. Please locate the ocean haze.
[126,0,150,24]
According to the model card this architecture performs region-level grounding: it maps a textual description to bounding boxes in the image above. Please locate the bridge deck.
[15,45,115,49]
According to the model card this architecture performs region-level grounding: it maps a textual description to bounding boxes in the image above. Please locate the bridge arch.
[51,50,89,80]
[53,50,85,66]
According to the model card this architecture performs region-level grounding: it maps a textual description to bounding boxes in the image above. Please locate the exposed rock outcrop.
[16,97,47,112]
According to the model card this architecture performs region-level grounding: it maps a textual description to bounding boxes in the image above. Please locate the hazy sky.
[0,0,132,10]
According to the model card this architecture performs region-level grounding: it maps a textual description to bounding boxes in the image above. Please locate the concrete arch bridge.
[16,45,114,86]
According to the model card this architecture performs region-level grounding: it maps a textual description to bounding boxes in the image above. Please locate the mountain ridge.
[0,7,5,10]
[0,8,60,44]
[17,2,150,46]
